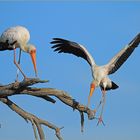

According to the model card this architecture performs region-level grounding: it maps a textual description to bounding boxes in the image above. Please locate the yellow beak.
[87,83,95,107]
[30,50,37,77]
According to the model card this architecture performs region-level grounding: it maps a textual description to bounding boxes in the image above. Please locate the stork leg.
[93,93,104,123]
[15,49,22,82]
[97,89,106,126]
[94,95,104,113]
[13,48,27,79]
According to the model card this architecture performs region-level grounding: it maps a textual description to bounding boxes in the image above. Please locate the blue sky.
[0,1,140,140]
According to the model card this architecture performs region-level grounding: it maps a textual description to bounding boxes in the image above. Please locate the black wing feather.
[51,38,93,66]
[108,33,140,75]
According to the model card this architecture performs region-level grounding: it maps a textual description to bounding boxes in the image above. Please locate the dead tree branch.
[0,78,96,140]
[0,97,63,140]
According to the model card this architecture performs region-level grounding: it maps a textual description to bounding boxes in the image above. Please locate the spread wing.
[50,38,96,67]
[106,33,140,75]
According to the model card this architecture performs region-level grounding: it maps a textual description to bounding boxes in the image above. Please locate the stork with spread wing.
[51,33,140,125]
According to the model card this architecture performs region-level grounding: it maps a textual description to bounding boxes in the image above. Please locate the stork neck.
[20,44,29,52]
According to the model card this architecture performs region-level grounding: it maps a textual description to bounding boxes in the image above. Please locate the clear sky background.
[0,1,140,140]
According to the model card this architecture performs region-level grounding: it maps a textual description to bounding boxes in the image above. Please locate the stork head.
[27,44,37,77]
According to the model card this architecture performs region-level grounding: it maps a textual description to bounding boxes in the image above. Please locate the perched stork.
[0,26,37,80]
[51,33,140,124]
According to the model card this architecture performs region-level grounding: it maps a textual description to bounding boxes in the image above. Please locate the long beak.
[87,83,95,107]
[30,50,37,77]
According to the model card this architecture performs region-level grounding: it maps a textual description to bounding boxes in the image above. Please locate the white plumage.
[0,26,37,80]
[51,33,140,124]
[1,26,30,43]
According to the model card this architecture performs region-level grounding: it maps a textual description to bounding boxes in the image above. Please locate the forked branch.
[0,97,63,140]
[0,78,96,140]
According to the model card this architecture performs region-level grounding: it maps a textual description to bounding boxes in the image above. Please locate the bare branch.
[0,78,96,140]
[0,78,96,119]
[0,78,56,104]
[0,97,63,140]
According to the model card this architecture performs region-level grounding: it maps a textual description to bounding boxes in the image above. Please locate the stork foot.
[15,77,35,83]
[15,79,19,83]
[97,116,105,126]
[15,77,21,82]
[22,77,31,82]
[23,77,40,82]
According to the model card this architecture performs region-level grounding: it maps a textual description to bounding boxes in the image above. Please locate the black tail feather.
[100,81,119,91]
[111,81,119,90]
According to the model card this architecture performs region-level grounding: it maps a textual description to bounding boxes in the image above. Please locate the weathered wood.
[0,97,63,140]
[0,78,96,140]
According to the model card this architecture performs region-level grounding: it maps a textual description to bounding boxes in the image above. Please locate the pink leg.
[97,89,106,126]
[15,49,22,81]
[93,89,105,116]
[13,48,26,79]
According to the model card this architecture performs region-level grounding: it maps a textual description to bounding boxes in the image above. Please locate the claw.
[97,116,105,126]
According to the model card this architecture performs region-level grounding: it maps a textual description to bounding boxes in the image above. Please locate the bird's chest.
[100,77,112,90]
[93,67,106,83]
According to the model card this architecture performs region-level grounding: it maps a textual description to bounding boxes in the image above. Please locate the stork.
[0,26,37,81]
[50,33,140,124]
